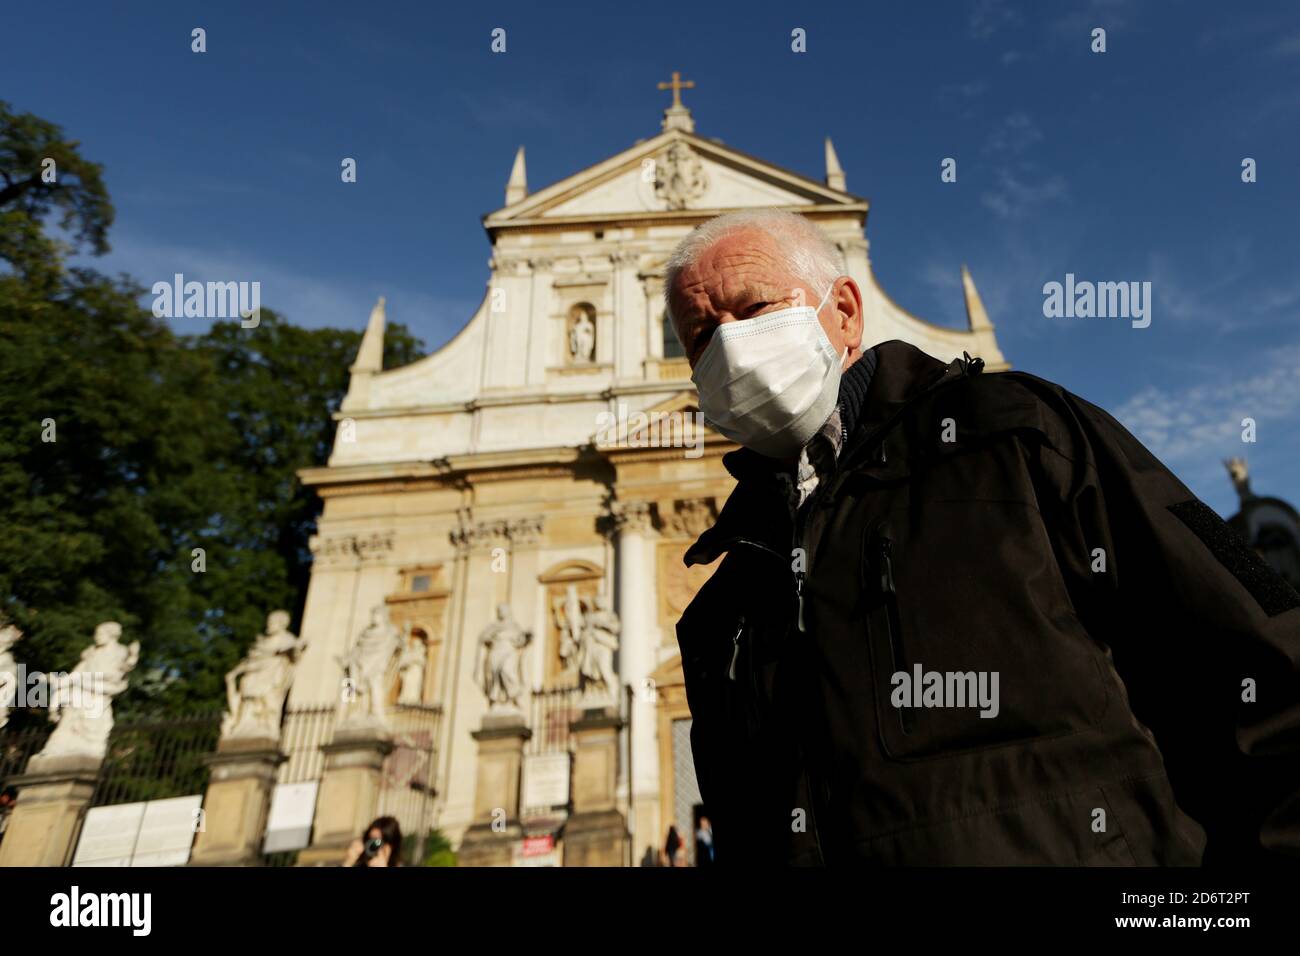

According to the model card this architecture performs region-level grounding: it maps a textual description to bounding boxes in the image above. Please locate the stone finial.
[961,265,994,331]
[341,297,386,412]
[505,146,527,205]
[825,137,846,191]
[351,297,386,374]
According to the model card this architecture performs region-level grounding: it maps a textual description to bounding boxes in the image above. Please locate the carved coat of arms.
[654,142,709,210]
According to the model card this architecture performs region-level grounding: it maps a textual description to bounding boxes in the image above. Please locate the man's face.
[668,228,862,369]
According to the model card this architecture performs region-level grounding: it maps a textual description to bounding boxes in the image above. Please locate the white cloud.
[1113,343,1300,467]
[983,112,1043,156]
[969,0,1020,40]
[980,168,1067,219]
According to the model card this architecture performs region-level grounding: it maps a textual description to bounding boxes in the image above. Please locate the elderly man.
[667,209,1300,866]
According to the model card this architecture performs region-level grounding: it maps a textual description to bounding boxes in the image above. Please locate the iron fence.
[90,710,223,807]
[0,717,51,792]
[277,704,338,785]
[527,685,587,755]
[376,704,443,855]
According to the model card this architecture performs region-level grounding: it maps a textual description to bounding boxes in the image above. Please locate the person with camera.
[342,816,403,867]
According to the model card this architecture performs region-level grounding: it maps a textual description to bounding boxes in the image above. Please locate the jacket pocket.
[860,511,1106,762]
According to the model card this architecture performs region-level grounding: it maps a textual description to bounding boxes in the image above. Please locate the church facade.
[287,81,1007,862]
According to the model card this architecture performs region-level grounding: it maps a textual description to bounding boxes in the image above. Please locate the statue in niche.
[568,307,596,363]
[552,587,620,703]
[396,628,426,706]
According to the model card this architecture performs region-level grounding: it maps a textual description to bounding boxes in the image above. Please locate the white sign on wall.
[72,795,203,867]
[522,753,570,811]
[263,781,319,854]
[72,803,146,867]
[132,795,204,867]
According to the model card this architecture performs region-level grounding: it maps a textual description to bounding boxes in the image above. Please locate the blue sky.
[4,0,1298,516]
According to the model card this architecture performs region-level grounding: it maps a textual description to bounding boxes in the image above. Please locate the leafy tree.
[0,99,112,285]
[0,102,425,718]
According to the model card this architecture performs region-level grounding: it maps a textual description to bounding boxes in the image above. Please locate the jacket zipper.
[876,533,913,735]
[727,617,745,681]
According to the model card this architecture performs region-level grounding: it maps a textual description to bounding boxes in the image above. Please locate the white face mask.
[691,284,846,459]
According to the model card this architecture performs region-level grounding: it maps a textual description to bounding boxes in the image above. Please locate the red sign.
[522,835,555,857]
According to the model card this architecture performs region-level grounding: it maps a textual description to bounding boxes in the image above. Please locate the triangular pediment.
[594,390,724,451]
[485,129,866,229]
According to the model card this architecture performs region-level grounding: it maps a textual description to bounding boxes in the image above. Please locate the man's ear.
[835,277,864,351]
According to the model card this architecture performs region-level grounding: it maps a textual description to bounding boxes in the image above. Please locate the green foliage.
[0,100,113,285]
[0,102,426,716]
[404,827,458,867]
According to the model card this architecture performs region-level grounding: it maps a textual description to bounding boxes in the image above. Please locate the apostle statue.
[396,626,426,706]
[221,610,306,740]
[577,593,620,704]
[0,620,21,732]
[552,585,584,681]
[475,603,531,714]
[337,604,403,727]
[569,311,595,363]
[39,622,138,761]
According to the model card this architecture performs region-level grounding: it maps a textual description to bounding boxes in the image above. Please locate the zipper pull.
[796,573,807,632]
[879,537,896,594]
[728,619,745,681]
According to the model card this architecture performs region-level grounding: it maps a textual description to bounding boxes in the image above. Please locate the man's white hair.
[663,209,844,332]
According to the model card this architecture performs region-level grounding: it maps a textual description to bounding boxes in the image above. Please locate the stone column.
[611,500,660,862]
[189,736,284,866]
[0,753,101,867]
[563,706,627,867]
[457,712,531,867]
[439,518,513,842]
[296,724,393,866]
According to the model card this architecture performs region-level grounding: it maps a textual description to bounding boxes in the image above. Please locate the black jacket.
[676,340,1300,866]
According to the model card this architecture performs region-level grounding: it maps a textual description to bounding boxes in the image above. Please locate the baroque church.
[286,76,1007,863]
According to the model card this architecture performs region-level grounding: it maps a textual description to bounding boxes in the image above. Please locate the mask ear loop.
[815,281,851,370]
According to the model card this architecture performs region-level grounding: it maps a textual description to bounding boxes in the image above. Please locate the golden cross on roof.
[657,71,695,110]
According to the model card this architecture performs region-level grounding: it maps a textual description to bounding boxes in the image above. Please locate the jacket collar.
[684,341,961,567]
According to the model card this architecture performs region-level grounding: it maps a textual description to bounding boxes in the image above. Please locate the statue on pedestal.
[337,604,403,728]
[0,621,21,731]
[222,610,305,740]
[475,603,531,714]
[553,585,584,682]
[39,622,138,761]
[576,593,620,705]
[396,626,426,706]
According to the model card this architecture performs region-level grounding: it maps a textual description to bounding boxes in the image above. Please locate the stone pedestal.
[563,706,628,867]
[0,753,102,867]
[189,736,284,867]
[296,722,393,867]
[457,712,530,867]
